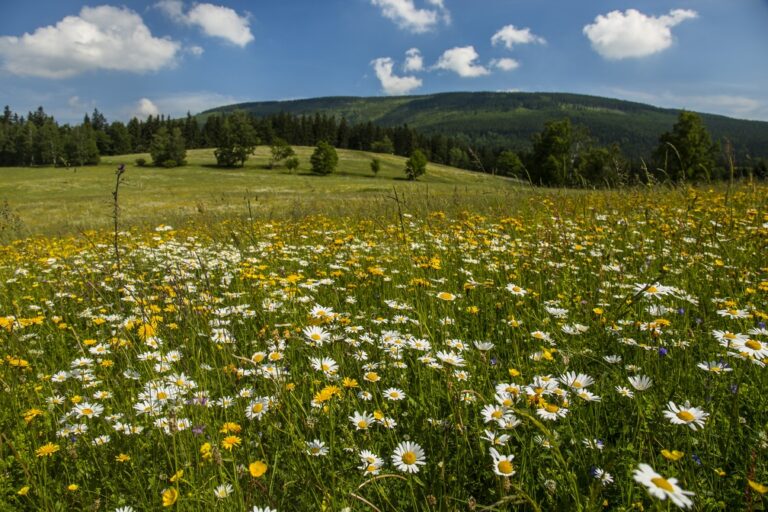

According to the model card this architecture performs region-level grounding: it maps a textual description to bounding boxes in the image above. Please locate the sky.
[0,0,767,124]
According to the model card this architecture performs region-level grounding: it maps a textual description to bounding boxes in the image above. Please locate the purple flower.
[192,425,206,436]
[658,347,668,357]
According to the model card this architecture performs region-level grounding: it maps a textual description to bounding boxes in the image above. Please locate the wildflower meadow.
[1,184,767,511]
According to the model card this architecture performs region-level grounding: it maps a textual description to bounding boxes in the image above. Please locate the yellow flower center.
[572,380,583,388]
[81,408,93,415]
[545,404,560,413]
[157,392,168,400]
[651,477,675,492]
[252,403,264,413]
[402,451,417,465]
[311,333,321,341]
[357,420,368,429]
[677,411,695,422]
[497,460,514,475]
[745,340,761,350]
[647,286,658,293]
[491,410,504,419]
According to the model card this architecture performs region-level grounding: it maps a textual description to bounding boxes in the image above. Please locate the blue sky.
[1,0,767,123]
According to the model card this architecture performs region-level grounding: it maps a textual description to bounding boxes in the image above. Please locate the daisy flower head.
[73,402,104,419]
[309,304,334,320]
[536,401,569,421]
[306,439,328,456]
[383,388,406,401]
[489,448,516,477]
[664,401,709,430]
[628,375,653,391]
[349,411,375,431]
[358,450,384,475]
[559,371,594,389]
[392,441,426,473]
[213,483,233,499]
[506,283,527,296]
[592,468,613,488]
[633,463,694,508]
[302,326,330,346]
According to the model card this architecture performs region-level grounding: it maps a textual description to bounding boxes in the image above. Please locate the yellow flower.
[221,435,241,451]
[437,292,456,301]
[200,442,213,462]
[35,442,60,458]
[249,461,268,478]
[23,408,44,423]
[342,377,359,388]
[67,484,79,492]
[169,469,183,483]
[219,422,242,434]
[508,368,521,378]
[116,453,131,463]
[749,480,768,494]
[593,307,604,315]
[17,486,30,496]
[162,487,179,507]
[660,449,684,461]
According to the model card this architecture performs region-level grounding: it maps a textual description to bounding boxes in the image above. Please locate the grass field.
[0,148,516,238]
[1,151,767,511]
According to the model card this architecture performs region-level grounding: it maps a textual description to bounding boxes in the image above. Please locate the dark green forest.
[202,92,768,162]
[2,90,768,186]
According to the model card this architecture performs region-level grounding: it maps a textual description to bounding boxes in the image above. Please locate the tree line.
[1,105,766,186]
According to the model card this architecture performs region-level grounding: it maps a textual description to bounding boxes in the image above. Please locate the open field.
[1,157,767,510]
[0,148,516,238]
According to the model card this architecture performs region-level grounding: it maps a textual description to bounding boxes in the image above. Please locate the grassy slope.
[202,92,768,159]
[0,147,518,237]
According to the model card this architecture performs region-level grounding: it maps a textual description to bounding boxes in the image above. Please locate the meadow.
[0,151,767,511]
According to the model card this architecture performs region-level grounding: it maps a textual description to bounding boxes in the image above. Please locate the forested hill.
[201,92,768,159]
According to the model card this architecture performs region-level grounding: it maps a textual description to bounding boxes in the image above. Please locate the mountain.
[200,92,768,160]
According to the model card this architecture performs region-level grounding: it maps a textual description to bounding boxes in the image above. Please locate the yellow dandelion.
[115,453,131,463]
[169,469,184,483]
[162,487,179,507]
[660,449,684,461]
[249,461,268,478]
[221,435,241,451]
[17,486,30,496]
[35,442,60,458]
[67,484,79,492]
[749,480,768,494]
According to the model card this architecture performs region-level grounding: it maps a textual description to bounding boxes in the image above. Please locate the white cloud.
[128,92,242,119]
[157,1,254,47]
[155,0,185,22]
[186,4,254,47]
[491,25,545,49]
[602,87,768,121]
[187,45,204,56]
[134,98,160,119]
[0,6,179,79]
[434,46,490,78]
[583,9,697,60]
[370,0,449,33]
[403,48,423,72]
[372,57,422,95]
[491,58,520,72]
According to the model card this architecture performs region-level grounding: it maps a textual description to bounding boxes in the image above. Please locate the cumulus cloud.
[491,25,545,49]
[403,48,423,72]
[0,5,179,79]
[370,0,449,33]
[583,9,698,60]
[134,98,160,119]
[372,57,423,95]
[434,46,490,78]
[157,1,254,47]
[491,58,520,72]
